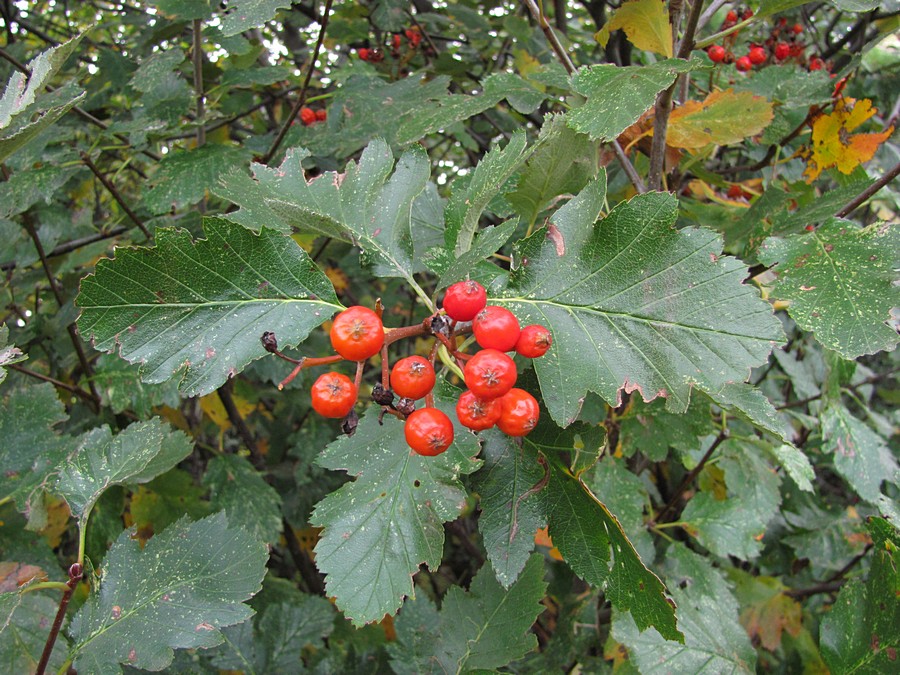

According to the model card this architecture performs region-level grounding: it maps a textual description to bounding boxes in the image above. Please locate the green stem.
[21,581,70,594]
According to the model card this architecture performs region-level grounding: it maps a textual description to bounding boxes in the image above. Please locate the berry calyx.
[464,348,517,400]
[405,408,454,456]
[299,107,316,126]
[455,390,502,431]
[390,355,436,400]
[774,42,790,60]
[330,306,385,361]
[708,45,726,63]
[473,306,521,352]
[442,280,487,321]
[515,324,552,358]
[496,388,540,437]
[735,56,752,72]
[311,372,357,418]
[748,46,766,65]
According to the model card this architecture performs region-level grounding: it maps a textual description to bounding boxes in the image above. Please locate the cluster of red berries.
[357,26,427,64]
[297,107,326,126]
[264,281,551,457]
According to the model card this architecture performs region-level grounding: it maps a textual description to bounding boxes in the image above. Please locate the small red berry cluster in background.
[297,107,327,126]
[704,8,831,74]
[262,281,550,457]
[356,25,431,66]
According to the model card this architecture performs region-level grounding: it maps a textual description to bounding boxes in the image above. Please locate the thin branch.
[261,0,334,165]
[654,429,727,524]
[0,227,127,272]
[835,159,900,218]
[217,378,266,471]
[192,18,206,148]
[611,139,647,193]
[7,363,97,403]
[35,563,82,675]
[81,153,151,240]
[281,518,326,594]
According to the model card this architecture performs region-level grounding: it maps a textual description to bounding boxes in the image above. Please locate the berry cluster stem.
[278,354,345,389]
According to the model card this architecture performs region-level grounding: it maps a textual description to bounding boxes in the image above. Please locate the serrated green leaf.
[619,396,711,460]
[0,165,79,219]
[432,218,517,288]
[56,418,193,520]
[310,396,482,626]
[129,48,191,124]
[0,325,26,386]
[567,60,696,142]
[0,592,68,673]
[758,219,899,359]
[144,144,250,215]
[203,455,283,545]
[130,469,212,534]
[149,0,213,21]
[390,555,547,672]
[506,115,599,228]
[613,544,756,674]
[76,217,340,397]
[829,0,880,11]
[220,0,292,36]
[821,517,900,674]
[681,439,782,560]
[91,354,181,418]
[588,457,654,562]
[769,444,815,492]
[821,405,898,503]
[695,380,791,442]
[68,513,268,674]
[470,431,546,588]
[537,452,681,642]
[493,179,784,425]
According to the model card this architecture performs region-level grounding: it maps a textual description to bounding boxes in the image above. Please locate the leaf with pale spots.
[68,513,268,674]
[310,389,482,626]
[491,175,784,425]
[758,218,899,359]
[76,216,341,398]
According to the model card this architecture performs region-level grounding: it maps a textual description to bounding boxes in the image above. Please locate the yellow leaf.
[324,265,350,295]
[200,392,257,431]
[667,89,774,149]
[40,496,71,549]
[802,98,895,182]
[595,0,673,58]
[534,526,564,561]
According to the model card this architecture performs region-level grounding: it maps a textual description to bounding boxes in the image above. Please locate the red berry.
[725,10,738,23]
[390,355,436,401]
[708,45,726,63]
[315,109,327,121]
[805,225,815,231]
[792,23,803,35]
[456,390,502,431]
[749,46,766,65]
[727,184,743,199]
[809,57,824,71]
[741,8,753,20]
[392,34,402,51]
[311,372,357,418]
[329,306,385,361]
[472,306,521,352]
[358,48,371,61]
[405,27,422,47]
[405,408,454,456]
[463,349,517,400]
[774,42,790,60]
[299,107,316,126]
[515,325,552,358]
[442,280,487,322]
[735,56,752,72]
[496,388,540,437]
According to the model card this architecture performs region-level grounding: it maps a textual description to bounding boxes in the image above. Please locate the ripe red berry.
[735,56,752,72]
[405,408,454,456]
[329,306,385,361]
[805,224,815,231]
[774,42,790,60]
[390,355,436,401]
[311,372,357,418]
[299,107,316,126]
[792,23,803,35]
[515,325,552,358]
[725,10,738,23]
[741,8,753,20]
[392,34,402,51]
[749,46,766,65]
[473,306,521,352]
[727,184,743,199]
[808,57,824,71]
[456,390,502,431]
[708,45,726,63]
[496,388,540,437]
[315,109,327,121]
[405,27,422,48]
[442,280,487,321]
[464,349,517,400]
[358,48,371,61]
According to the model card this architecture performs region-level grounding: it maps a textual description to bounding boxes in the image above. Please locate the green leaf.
[0,592,68,673]
[567,60,696,142]
[130,469,212,534]
[0,35,86,163]
[76,217,340,398]
[537,452,681,642]
[493,179,784,425]
[389,555,547,672]
[469,431,547,588]
[91,354,181,418]
[144,144,250,215]
[613,544,756,674]
[758,0,810,17]
[0,383,76,529]
[619,396,712,460]
[821,405,898,503]
[56,419,193,521]
[681,439,782,560]
[0,325,26,386]
[506,114,599,228]
[129,48,191,125]
[758,219,899,359]
[821,518,900,674]
[667,89,774,149]
[203,455,283,545]
[220,0,292,36]
[68,513,268,674]
[694,381,791,443]
[829,0,880,11]
[310,395,482,625]
[769,444,815,493]
[149,0,213,21]
[446,131,530,256]
[431,218,517,288]
[588,457,654,562]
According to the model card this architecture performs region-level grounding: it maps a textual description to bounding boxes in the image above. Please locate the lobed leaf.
[203,455,284,545]
[667,89,774,149]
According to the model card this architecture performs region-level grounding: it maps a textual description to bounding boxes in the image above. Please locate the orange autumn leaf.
[803,97,895,182]
[667,89,774,150]
[534,526,564,561]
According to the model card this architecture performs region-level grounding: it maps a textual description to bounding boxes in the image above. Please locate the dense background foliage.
[0,0,898,672]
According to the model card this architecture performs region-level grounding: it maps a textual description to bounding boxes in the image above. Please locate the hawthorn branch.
[35,563,83,675]
[192,18,206,149]
[217,378,266,471]
[7,363,96,403]
[653,428,727,524]
[81,152,151,240]
[835,159,900,218]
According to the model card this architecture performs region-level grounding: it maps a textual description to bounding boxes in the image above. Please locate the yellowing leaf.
[802,98,895,182]
[534,526,563,560]
[596,0,673,58]
[667,89,774,149]
[324,265,350,295]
